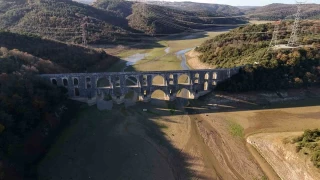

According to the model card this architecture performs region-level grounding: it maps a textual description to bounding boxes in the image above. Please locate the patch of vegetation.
[168,103,176,115]
[156,123,168,129]
[229,121,244,137]
[292,129,320,168]
[196,21,320,92]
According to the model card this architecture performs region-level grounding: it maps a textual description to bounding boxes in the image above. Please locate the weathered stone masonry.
[40,68,239,105]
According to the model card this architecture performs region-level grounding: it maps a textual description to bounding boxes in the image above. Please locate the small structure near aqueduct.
[40,68,239,105]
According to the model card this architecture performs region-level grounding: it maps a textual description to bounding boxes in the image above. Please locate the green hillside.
[246,3,320,20]
[0,31,119,72]
[196,20,320,91]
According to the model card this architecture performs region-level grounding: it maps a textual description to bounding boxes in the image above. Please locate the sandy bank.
[185,49,215,69]
[247,132,320,180]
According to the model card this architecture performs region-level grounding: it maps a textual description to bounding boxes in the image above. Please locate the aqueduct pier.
[40,68,239,105]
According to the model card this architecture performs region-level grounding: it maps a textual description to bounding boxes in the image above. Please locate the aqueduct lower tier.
[40,68,239,105]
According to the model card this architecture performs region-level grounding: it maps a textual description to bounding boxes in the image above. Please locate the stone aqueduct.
[40,68,239,105]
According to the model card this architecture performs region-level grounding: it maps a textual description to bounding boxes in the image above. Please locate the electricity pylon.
[268,20,281,49]
[287,1,306,47]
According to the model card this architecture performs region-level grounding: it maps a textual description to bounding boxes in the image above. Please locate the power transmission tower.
[287,1,305,47]
[82,16,88,47]
[268,20,281,49]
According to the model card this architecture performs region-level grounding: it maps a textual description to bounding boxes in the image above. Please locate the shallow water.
[176,48,194,70]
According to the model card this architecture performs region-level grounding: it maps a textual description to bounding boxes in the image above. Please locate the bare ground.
[185,50,215,69]
[38,88,320,180]
[248,132,320,180]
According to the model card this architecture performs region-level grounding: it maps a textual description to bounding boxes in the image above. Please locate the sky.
[158,0,319,6]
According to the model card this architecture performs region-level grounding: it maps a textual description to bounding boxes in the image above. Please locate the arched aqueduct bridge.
[40,68,240,105]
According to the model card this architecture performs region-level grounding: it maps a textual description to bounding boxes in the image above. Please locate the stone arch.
[97,77,111,88]
[151,89,166,100]
[178,74,190,84]
[152,75,165,86]
[51,78,57,85]
[126,76,138,87]
[62,78,68,86]
[73,78,79,86]
[176,88,191,99]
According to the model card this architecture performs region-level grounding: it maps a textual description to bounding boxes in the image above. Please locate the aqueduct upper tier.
[40,68,239,104]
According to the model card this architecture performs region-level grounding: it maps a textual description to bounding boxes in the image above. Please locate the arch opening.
[204,81,208,91]
[63,78,68,86]
[178,74,189,85]
[205,73,209,80]
[97,77,111,88]
[126,76,138,87]
[142,75,148,86]
[213,73,218,80]
[51,79,57,85]
[176,88,191,99]
[115,76,120,87]
[152,75,165,86]
[73,78,79,86]
[212,81,217,86]
[151,89,166,100]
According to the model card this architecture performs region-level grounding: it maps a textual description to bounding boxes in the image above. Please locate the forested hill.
[196,21,320,91]
[146,1,244,16]
[0,31,119,72]
[0,31,120,178]
[94,0,247,35]
[0,0,247,44]
[245,3,320,20]
[0,0,137,44]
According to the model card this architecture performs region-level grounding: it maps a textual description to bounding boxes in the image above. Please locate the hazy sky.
[151,0,319,6]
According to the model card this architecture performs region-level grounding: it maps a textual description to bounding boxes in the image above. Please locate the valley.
[0,1,320,180]
[38,22,320,179]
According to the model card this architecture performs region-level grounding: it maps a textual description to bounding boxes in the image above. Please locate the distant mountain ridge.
[0,0,247,44]
[245,3,320,20]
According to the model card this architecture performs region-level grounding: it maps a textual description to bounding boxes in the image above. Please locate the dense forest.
[0,31,120,179]
[196,21,320,91]
[245,3,320,20]
[0,0,247,44]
